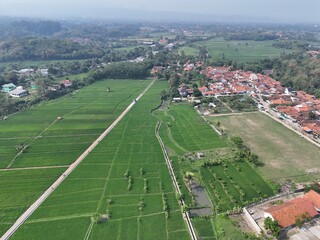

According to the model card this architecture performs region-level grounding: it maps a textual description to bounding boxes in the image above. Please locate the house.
[285,87,297,96]
[142,41,154,45]
[38,69,49,77]
[9,87,28,98]
[264,190,320,228]
[60,80,73,87]
[165,43,175,50]
[18,68,34,76]
[2,83,16,93]
[198,86,208,94]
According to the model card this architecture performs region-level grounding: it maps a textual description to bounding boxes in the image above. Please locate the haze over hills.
[0,0,320,24]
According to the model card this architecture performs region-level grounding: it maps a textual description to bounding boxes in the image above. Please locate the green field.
[197,38,290,62]
[211,112,320,182]
[178,46,200,56]
[156,103,228,154]
[192,215,245,240]
[154,104,275,239]
[10,81,189,239]
[0,79,149,168]
[0,79,151,236]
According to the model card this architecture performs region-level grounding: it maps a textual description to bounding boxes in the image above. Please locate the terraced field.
[0,79,150,236]
[9,81,189,240]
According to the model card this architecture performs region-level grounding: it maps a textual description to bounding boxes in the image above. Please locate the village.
[174,62,320,143]
[1,68,73,98]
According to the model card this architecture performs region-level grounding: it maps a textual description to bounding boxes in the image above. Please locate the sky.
[0,0,320,23]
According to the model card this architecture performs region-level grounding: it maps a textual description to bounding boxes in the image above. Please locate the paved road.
[155,122,198,240]
[261,110,320,148]
[1,79,156,240]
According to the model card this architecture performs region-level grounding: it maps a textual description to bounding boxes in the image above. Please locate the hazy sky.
[1,0,320,23]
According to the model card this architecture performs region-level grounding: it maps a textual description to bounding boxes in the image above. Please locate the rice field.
[10,81,189,239]
[0,79,151,236]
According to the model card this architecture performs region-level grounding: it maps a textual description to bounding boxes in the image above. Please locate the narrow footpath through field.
[155,121,197,240]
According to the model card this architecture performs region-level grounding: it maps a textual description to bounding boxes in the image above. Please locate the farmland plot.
[0,79,150,236]
[11,81,189,240]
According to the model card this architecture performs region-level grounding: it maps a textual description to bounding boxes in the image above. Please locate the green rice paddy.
[10,81,190,240]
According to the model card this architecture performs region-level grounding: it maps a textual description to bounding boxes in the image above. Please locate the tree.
[264,217,281,237]
[160,90,168,100]
[193,88,202,97]
[308,111,317,120]
[295,212,311,227]
[231,136,244,148]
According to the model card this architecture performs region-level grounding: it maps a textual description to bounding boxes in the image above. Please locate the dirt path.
[1,79,157,240]
[155,121,198,240]
[0,165,68,172]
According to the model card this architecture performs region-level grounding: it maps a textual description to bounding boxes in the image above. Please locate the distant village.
[167,61,320,140]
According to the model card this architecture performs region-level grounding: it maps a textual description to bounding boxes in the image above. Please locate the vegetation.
[264,217,281,237]
[218,95,257,112]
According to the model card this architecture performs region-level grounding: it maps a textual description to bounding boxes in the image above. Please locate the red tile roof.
[265,190,320,228]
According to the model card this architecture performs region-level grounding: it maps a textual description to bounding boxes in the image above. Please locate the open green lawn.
[197,38,291,62]
[11,81,189,240]
[210,112,320,182]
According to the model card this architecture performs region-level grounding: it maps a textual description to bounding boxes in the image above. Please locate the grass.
[10,81,189,240]
[192,215,245,240]
[210,112,320,182]
[197,38,291,62]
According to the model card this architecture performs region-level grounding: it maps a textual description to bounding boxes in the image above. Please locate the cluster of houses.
[1,79,73,98]
[1,83,28,98]
[181,65,320,138]
[16,68,48,77]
